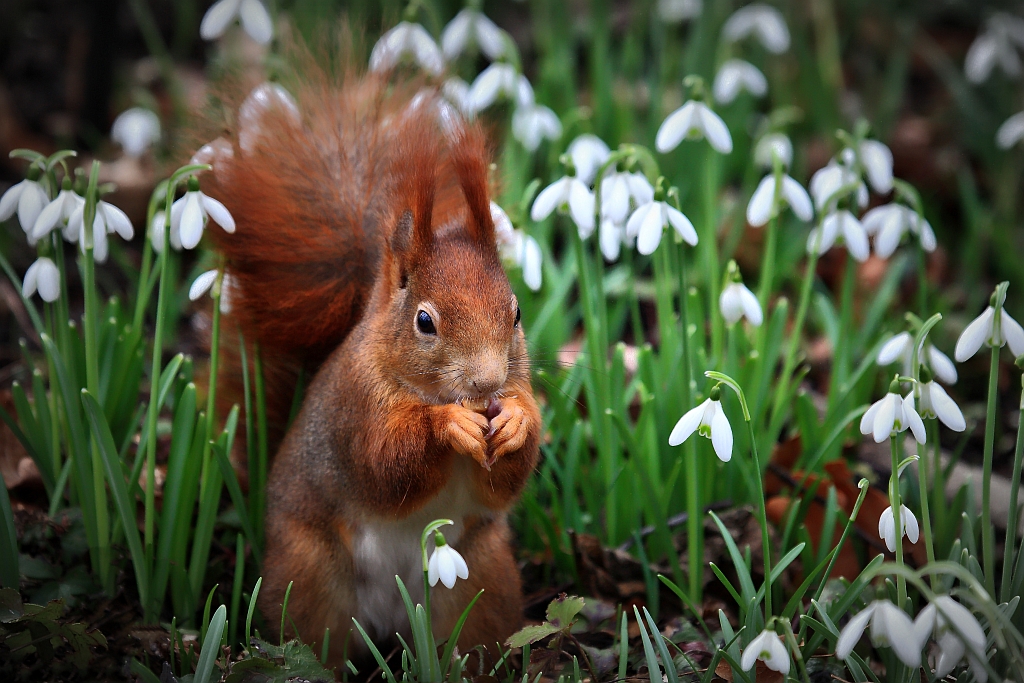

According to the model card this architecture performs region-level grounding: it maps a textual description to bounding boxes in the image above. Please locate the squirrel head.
[374,207,526,404]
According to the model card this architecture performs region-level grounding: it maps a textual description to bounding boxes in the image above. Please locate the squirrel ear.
[389,208,433,289]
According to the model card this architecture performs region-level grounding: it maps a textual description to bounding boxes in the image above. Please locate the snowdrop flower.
[67,200,135,263]
[0,171,49,234]
[492,202,542,291]
[712,60,767,104]
[190,138,234,170]
[809,159,867,213]
[669,387,732,462]
[441,9,510,61]
[200,0,272,45]
[836,600,921,668]
[996,111,1024,149]
[467,63,526,112]
[806,209,869,261]
[754,133,793,170]
[111,108,161,158]
[599,218,628,262]
[427,534,469,589]
[657,0,702,23]
[567,135,611,187]
[719,266,762,326]
[31,179,84,243]
[599,171,653,224]
[860,383,926,444]
[877,332,958,385]
[512,103,562,152]
[906,374,966,432]
[740,629,789,675]
[878,504,919,553]
[862,203,936,259]
[655,100,732,154]
[964,13,1024,84]
[22,257,60,302]
[914,596,988,682]
[855,139,894,195]
[238,83,300,154]
[189,269,235,313]
[531,172,595,239]
[746,173,813,227]
[149,210,181,254]
[170,176,236,250]
[370,22,444,75]
[721,3,790,54]
[626,193,698,255]
[954,302,1024,362]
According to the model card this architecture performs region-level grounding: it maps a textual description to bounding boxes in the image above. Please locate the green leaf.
[194,604,226,683]
[505,623,559,649]
[545,594,585,628]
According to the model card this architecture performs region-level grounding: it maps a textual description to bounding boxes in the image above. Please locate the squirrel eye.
[514,306,521,327]
[416,309,437,335]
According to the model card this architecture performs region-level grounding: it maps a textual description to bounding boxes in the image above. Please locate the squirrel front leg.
[471,381,540,507]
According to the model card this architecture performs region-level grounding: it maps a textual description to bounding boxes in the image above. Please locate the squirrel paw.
[441,405,491,468]
[485,400,529,465]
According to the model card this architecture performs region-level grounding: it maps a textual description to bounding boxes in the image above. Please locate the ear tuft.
[450,125,495,244]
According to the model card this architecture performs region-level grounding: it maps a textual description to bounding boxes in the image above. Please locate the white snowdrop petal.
[601,176,630,223]
[669,400,707,446]
[710,403,733,462]
[965,33,998,83]
[877,332,911,365]
[860,140,894,194]
[530,179,567,222]
[754,133,793,169]
[927,346,957,384]
[755,6,790,53]
[100,202,134,240]
[836,605,875,659]
[91,219,109,262]
[860,399,880,435]
[878,603,921,668]
[408,25,444,75]
[917,217,937,252]
[955,306,995,362]
[654,101,696,153]
[839,212,870,261]
[874,219,903,259]
[626,174,654,204]
[879,506,896,552]
[112,108,161,157]
[22,259,41,298]
[452,547,469,579]
[599,219,622,262]
[568,135,610,187]
[720,285,744,324]
[200,0,242,40]
[713,61,743,104]
[930,383,966,431]
[32,196,65,240]
[35,258,60,302]
[625,201,650,238]
[0,182,24,221]
[697,104,733,154]
[665,205,698,246]
[1001,310,1024,357]
[189,270,219,301]
[904,506,919,544]
[427,551,440,586]
[782,175,813,221]
[746,176,776,227]
[18,182,48,233]
[475,15,509,61]
[179,193,206,249]
[441,10,472,59]
[996,111,1024,149]
[763,634,790,674]
[738,285,763,326]
[238,0,273,44]
[740,632,762,671]
[468,64,512,112]
[522,235,542,291]
[872,394,897,443]
[904,401,927,444]
[636,202,665,255]
[567,180,596,238]
[369,24,407,72]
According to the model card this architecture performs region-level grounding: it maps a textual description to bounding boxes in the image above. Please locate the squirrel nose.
[466,354,507,397]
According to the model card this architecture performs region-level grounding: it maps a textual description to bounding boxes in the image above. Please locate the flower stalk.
[889,434,908,609]
[1001,359,1024,602]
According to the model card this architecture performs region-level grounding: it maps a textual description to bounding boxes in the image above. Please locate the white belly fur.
[351,457,496,641]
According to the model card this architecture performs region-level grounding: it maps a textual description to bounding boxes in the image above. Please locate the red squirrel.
[199,70,541,667]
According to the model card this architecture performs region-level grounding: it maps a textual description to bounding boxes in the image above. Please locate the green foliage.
[0,587,106,679]
[506,594,585,648]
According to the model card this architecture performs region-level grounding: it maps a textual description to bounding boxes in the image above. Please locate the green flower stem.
[81,160,111,592]
[756,212,778,321]
[678,246,701,602]
[889,435,907,608]
[1000,369,1024,603]
[981,344,999,598]
[920,420,937,578]
[704,151,723,363]
[199,269,225,488]
[748,418,773,621]
[827,252,856,409]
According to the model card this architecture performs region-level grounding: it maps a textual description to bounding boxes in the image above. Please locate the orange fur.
[199,61,540,672]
